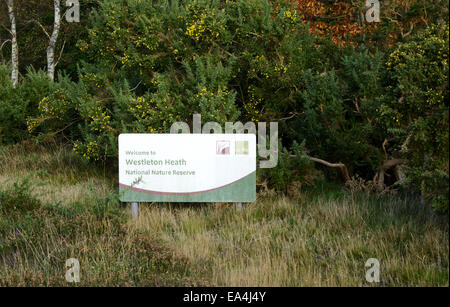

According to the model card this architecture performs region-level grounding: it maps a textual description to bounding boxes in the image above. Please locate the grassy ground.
[0,142,448,286]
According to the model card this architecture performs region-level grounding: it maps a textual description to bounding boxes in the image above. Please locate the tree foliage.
[0,0,448,212]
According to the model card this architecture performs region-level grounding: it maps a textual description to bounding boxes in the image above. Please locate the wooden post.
[236,202,242,211]
[131,202,139,219]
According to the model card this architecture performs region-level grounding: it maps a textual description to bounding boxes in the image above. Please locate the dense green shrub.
[275,47,387,181]
[1,0,446,212]
[28,0,327,161]
[381,23,449,213]
[259,140,322,193]
[0,65,53,144]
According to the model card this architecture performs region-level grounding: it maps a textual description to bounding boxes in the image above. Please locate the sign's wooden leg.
[236,202,243,211]
[131,202,139,219]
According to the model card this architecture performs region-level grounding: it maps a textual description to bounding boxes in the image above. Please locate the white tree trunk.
[6,0,19,88]
[47,0,61,81]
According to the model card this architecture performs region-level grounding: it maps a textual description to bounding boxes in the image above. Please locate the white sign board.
[119,134,256,202]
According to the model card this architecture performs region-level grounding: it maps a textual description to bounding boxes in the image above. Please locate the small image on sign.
[235,140,249,155]
[216,140,230,155]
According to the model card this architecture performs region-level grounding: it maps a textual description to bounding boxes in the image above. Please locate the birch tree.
[47,0,61,81]
[6,0,18,87]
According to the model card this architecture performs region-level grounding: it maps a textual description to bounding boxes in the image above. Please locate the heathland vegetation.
[0,0,448,286]
[0,142,448,286]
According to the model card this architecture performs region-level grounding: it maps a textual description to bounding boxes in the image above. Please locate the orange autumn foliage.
[288,0,448,48]
[288,0,378,47]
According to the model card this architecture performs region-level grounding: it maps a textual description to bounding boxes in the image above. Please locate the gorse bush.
[259,140,322,194]
[0,0,447,212]
[0,65,53,144]
[382,23,449,213]
[27,0,326,161]
[289,49,386,177]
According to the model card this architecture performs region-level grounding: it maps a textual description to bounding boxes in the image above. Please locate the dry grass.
[0,142,114,206]
[0,143,208,286]
[132,195,448,286]
[0,142,448,286]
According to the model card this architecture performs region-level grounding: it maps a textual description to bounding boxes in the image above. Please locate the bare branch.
[0,39,11,52]
[309,157,350,182]
[0,23,13,36]
[30,19,51,39]
[54,39,66,67]
[382,138,388,159]
[381,159,404,170]
[290,154,350,182]
[402,21,415,38]
[129,80,143,92]
[276,112,301,121]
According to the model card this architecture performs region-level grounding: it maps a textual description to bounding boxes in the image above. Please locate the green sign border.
[119,171,256,203]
